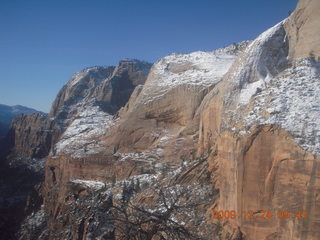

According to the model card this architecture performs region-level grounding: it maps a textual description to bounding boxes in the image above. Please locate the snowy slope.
[140,42,250,104]
[221,20,320,156]
[243,58,320,156]
[54,106,116,158]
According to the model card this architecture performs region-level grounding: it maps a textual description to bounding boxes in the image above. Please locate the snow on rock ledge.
[54,106,115,158]
[70,179,106,191]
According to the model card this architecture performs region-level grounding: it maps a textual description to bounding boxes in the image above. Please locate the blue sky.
[0,0,298,112]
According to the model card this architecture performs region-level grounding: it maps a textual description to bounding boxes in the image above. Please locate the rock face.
[49,59,152,158]
[41,42,250,240]
[4,113,60,168]
[0,104,41,139]
[285,0,320,59]
[197,0,320,239]
[111,42,250,152]
[49,59,152,124]
[211,126,320,240]
[0,59,152,239]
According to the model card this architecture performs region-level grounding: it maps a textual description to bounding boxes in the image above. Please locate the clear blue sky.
[0,0,298,112]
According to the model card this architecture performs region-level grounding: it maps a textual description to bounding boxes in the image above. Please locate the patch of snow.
[70,179,106,191]
[54,106,116,158]
[155,51,234,88]
[243,59,320,156]
[221,18,320,156]
[239,80,264,105]
[228,20,287,96]
[11,157,45,171]
[140,43,248,104]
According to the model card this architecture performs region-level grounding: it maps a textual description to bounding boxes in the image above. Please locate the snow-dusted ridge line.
[221,19,320,157]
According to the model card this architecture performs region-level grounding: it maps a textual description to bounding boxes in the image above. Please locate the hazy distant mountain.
[0,104,42,138]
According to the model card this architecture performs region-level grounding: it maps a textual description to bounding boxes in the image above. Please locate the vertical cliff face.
[285,0,320,59]
[5,113,60,168]
[0,113,55,240]
[198,0,320,239]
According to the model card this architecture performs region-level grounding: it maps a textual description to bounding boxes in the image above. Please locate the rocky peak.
[212,40,252,55]
[48,59,152,158]
[49,59,152,125]
[48,66,115,121]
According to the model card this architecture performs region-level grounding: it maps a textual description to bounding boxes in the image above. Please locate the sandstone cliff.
[197,0,320,239]
[41,42,251,240]
[285,0,320,59]
[1,59,152,240]
[5,113,60,169]
[0,104,41,139]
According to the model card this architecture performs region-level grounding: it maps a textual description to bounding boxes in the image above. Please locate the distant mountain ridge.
[0,104,43,138]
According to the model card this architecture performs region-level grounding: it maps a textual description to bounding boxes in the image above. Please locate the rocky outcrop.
[0,104,41,139]
[110,42,250,152]
[285,0,320,59]
[48,59,152,158]
[49,59,152,125]
[197,1,320,239]
[4,113,60,169]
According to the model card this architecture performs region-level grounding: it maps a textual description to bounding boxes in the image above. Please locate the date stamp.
[210,209,308,220]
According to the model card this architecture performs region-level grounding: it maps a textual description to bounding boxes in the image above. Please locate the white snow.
[154,51,235,87]
[54,106,116,158]
[230,20,286,99]
[19,209,47,235]
[221,18,320,156]
[140,44,247,104]
[68,66,107,88]
[239,80,264,104]
[70,179,106,190]
[243,59,320,156]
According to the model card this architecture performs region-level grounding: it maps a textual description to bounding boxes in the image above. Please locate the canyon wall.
[198,0,320,238]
